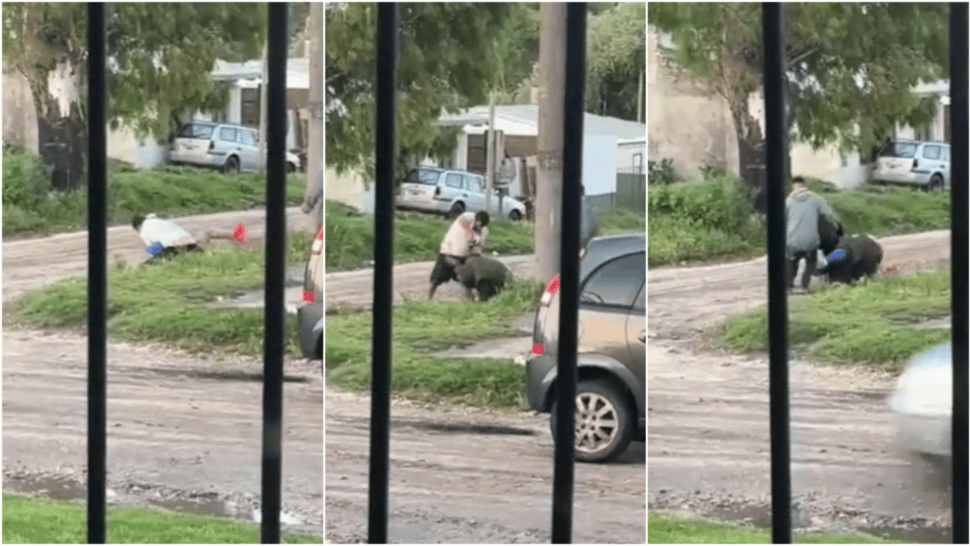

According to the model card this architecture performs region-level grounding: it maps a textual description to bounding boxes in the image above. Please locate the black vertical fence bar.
[761,3,792,544]
[950,3,969,544]
[261,2,288,543]
[86,3,108,544]
[552,3,586,544]
[368,3,398,544]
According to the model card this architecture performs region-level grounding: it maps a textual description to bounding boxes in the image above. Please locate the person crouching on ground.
[786,180,839,291]
[132,213,204,262]
[429,211,490,299]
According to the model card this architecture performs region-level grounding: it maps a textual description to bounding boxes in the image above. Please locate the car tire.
[549,379,633,463]
[449,202,466,218]
[929,174,944,192]
[223,156,240,174]
[508,209,522,221]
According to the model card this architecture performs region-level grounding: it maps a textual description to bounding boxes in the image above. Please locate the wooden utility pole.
[536,3,567,282]
[485,95,496,215]
[307,2,324,232]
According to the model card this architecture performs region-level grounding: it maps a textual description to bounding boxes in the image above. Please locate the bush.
[648,158,678,185]
[648,176,755,233]
[2,146,51,211]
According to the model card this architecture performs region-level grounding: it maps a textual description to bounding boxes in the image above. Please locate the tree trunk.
[729,98,765,191]
[31,84,87,192]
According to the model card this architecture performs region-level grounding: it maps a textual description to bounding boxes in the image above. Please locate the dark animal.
[818,214,844,255]
[454,254,512,302]
[817,234,883,284]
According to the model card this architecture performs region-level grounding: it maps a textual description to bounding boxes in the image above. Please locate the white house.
[437,104,646,200]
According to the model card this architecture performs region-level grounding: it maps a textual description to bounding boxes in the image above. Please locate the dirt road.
[325,257,646,543]
[325,388,645,544]
[648,229,954,540]
[2,208,323,533]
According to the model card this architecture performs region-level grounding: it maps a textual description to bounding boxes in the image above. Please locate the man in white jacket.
[132,213,203,261]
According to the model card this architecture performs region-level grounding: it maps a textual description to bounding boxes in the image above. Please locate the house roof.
[210,57,310,90]
[438,104,645,139]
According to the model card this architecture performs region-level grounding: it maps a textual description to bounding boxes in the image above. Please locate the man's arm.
[817,196,838,224]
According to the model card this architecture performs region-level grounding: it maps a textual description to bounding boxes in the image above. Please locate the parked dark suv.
[524,234,645,462]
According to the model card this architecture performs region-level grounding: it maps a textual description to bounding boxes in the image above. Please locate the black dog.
[817,234,883,284]
[454,254,512,302]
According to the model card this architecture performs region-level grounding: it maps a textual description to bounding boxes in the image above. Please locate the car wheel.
[287,162,297,174]
[508,209,522,221]
[449,202,466,218]
[223,156,240,174]
[549,379,633,463]
[929,174,944,192]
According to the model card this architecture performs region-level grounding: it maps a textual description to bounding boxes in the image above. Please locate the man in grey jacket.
[786,180,839,290]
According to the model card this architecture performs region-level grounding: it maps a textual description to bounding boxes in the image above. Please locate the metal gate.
[85,3,291,543]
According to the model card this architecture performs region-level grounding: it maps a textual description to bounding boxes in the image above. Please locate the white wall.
[584,134,618,196]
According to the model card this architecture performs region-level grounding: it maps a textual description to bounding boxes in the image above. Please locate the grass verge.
[326,279,544,409]
[11,234,313,358]
[3,147,307,238]
[325,200,645,271]
[2,494,321,544]
[713,271,951,370]
[648,176,951,267]
[648,513,901,544]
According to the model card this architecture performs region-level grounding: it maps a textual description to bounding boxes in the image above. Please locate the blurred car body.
[889,343,952,466]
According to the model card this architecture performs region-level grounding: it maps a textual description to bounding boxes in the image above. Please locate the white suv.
[395,167,527,220]
[170,121,301,174]
[871,139,951,191]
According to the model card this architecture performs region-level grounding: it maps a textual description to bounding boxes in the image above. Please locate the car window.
[445,173,463,189]
[942,146,950,162]
[239,130,257,147]
[580,252,645,308]
[464,175,484,193]
[177,123,213,139]
[218,127,237,143]
[922,145,940,160]
[879,142,917,158]
[404,169,440,185]
[633,283,645,311]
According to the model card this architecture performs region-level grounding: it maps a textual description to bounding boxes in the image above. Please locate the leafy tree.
[586,2,646,121]
[649,3,948,188]
[494,3,646,122]
[325,2,516,177]
[2,3,265,190]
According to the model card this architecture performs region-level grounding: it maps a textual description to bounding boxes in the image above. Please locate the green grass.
[648,175,952,267]
[2,147,308,238]
[11,234,313,358]
[325,200,645,271]
[326,279,544,409]
[2,494,321,544]
[649,513,902,544]
[713,271,952,370]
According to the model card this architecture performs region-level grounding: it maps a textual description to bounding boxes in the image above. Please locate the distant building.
[649,26,951,188]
